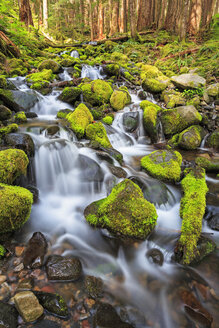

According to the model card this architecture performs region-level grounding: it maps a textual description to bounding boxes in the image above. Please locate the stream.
[8,65,219,328]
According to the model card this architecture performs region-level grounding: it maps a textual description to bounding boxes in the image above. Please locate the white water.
[71,50,80,58]
[13,65,219,327]
[81,64,105,80]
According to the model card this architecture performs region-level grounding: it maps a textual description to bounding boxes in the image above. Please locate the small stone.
[15,246,25,257]
[17,278,34,291]
[84,275,103,299]
[14,291,44,322]
[34,291,69,317]
[46,255,82,281]
[0,275,6,284]
[23,232,48,268]
[0,301,18,328]
[146,248,164,266]
[14,263,24,272]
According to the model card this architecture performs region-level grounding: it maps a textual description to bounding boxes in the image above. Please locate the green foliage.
[182,88,204,99]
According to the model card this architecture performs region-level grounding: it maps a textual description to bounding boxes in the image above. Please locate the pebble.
[14,291,44,322]
[0,275,6,284]
[14,263,24,272]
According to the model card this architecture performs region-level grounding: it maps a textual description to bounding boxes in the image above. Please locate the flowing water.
[9,66,219,328]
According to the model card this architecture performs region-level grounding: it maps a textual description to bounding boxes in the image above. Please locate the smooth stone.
[34,291,68,317]
[26,185,39,203]
[11,90,39,111]
[25,112,38,118]
[122,112,139,132]
[78,154,104,182]
[46,255,82,281]
[171,73,206,89]
[208,214,219,231]
[0,105,12,121]
[95,302,133,328]
[23,232,48,268]
[146,248,164,266]
[14,291,44,322]
[31,319,61,328]
[108,164,127,178]
[0,301,18,328]
[4,133,35,157]
[84,275,103,299]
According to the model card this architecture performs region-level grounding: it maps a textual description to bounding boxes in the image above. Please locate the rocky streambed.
[0,53,218,328]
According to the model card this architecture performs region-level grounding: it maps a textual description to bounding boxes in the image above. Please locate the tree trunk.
[129,0,137,38]
[43,0,48,30]
[188,0,202,34]
[19,0,34,27]
[120,0,127,33]
[89,0,94,41]
[110,0,119,35]
[98,1,105,39]
[137,0,153,31]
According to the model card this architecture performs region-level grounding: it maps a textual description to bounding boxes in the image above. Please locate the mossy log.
[0,31,20,58]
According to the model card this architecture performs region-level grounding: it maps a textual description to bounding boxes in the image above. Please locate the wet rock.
[11,90,39,111]
[26,112,38,118]
[84,275,103,299]
[95,150,114,164]
[146,248,164,266]
[95,303,133,328]
[17,277,34,291]
[122,112,139,133]
[207,213,219,231]
[78,154,104,182]
[26,185,39,203]
[194,236,217,263]
[34,291,69,317]
[84,179,157,239]
[23,232,48,268]
[58,87,81,104]
[32,319,61,328]
[110,87,131,111]
[171,73,206,89]
[108,164,127,178]
[137,90,147,100]
[178,125,205,150]
[206,83,219,97]
[45,125,60,136]
[0,105,12,121]
[14,291,44,322]
[0,301,18,328]
[57,108,73,119]
[4,133,35,157]
[86,122,112,148]
[140,100,161,143]
[206,129,219,151]
[46,255,82,281]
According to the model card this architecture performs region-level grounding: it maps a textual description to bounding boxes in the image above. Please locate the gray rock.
[14,291,44,322]
[78,154,104,182]
[0,301,18,328]
[108,164,127,178]
[208,214,219,231]
[4,133,35,157]
[0,105,12,121]
[146,248,164,266]
[206,83,219,97]
[95,303,133,328]
[171,73,206,89]
[46,255,82,281]
[11,90,39,111]
[123,112,139,132]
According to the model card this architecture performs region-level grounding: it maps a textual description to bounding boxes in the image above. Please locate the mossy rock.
[57,109,73,119]
[206,130,219,151]
[196,156,219,173]
[86,122,112,149]
[80,80,113,106]
[140,64,163,80]
[104,41,117,51]
[58,87,81,104]
[26,69,55,83]
[0,76,7,89]
[104,64,120,77]
[171,74,206,90]
[142,78,168,93]
[60,57,80,67]
[178,125,204,150]
[102,116,113,125]
[0,105,12,121]
[176,167,208,265]
[141,150,182,183]
[110,87,131,111]
[140,100,161,143]
[0,124,18,137]
[161,90,186,108]
[0,149,29,184]
[84,179,157,239]
[30,81,49,90]
[66,103,93,139]
[206,83,219,97]
[0,89,20,112]
[161,105,202,135]
[38,60,61,73]
[0,183,33,233]
[14,111,27,124]
[8,58,29,76]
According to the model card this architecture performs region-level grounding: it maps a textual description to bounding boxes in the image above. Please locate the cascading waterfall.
[70,50,80,58]
[81,64,105,80]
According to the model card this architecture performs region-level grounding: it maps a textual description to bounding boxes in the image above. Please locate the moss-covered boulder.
[0,105,12,121]
[86,122,112,148]
[102,116,113,125]
[58,87,81,104]
[196,156,219,173]
[139,64,169,93]
[161,105,202,135]
[38,60,61,73]
[14,111,27,124]
[84,179,157,239]
[110,87,131,111]
[206,83,219,97]
[57,108,73,119]
[80,80,113,106]
[140,100,162,143]
[66,103,93,138]
[104,64,120,77]
[0,76,7,89]
[30,81,49,90]
[0,183,33,233]
[176,167,208,265]
[0,124,18,137]
[60,57,79,67]
[161,90,186,108]
[171,74,206,90]
[206,129,219,151]
[26,69,55,83]
[141,150,182,183]
[0,149,29,184]
[178,125,204,150]
[142,78,168,93]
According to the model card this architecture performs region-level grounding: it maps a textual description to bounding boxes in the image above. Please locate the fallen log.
[160,47,199,61]
[49,77,83,88]
[0,31,20,57]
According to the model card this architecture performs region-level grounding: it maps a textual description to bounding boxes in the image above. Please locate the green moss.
[208,130,219,151]
[196,156,219,173]
[102,116,113,125]
[104,41,117,51]
[66,103,93,138]
[26,69,55,83]
[60,57,80,67]
[80,79,113,106]
[124,71,135,82]
[38,60,61,73]
[142,78,168,93]
[162,90,186,108]
[30,81,49,90]
[0,149,29,184]
[111,52,128,64]
[14,111,27,124]
[141,150,182,183]
[140,64,162,80]
[86,122,112,148]
[0,244,6,257]
[140,101,161,143]
[0,76,7,89]
[0,183,33,233]
[178,125,203,150]
[58,87,81,104]
[57,109,73,119]
[0,123,18,136]
[105,64,120,76]
[110,87,131,111]
[84,179,157,239]
[168,133,180,148]
[178,167,208,265]
[8,58,29,77]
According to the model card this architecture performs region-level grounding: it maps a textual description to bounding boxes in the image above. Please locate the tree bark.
[129,0,137,38]
[43,0,48,30]
[110,0,119,35]
[19,0,34,27]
